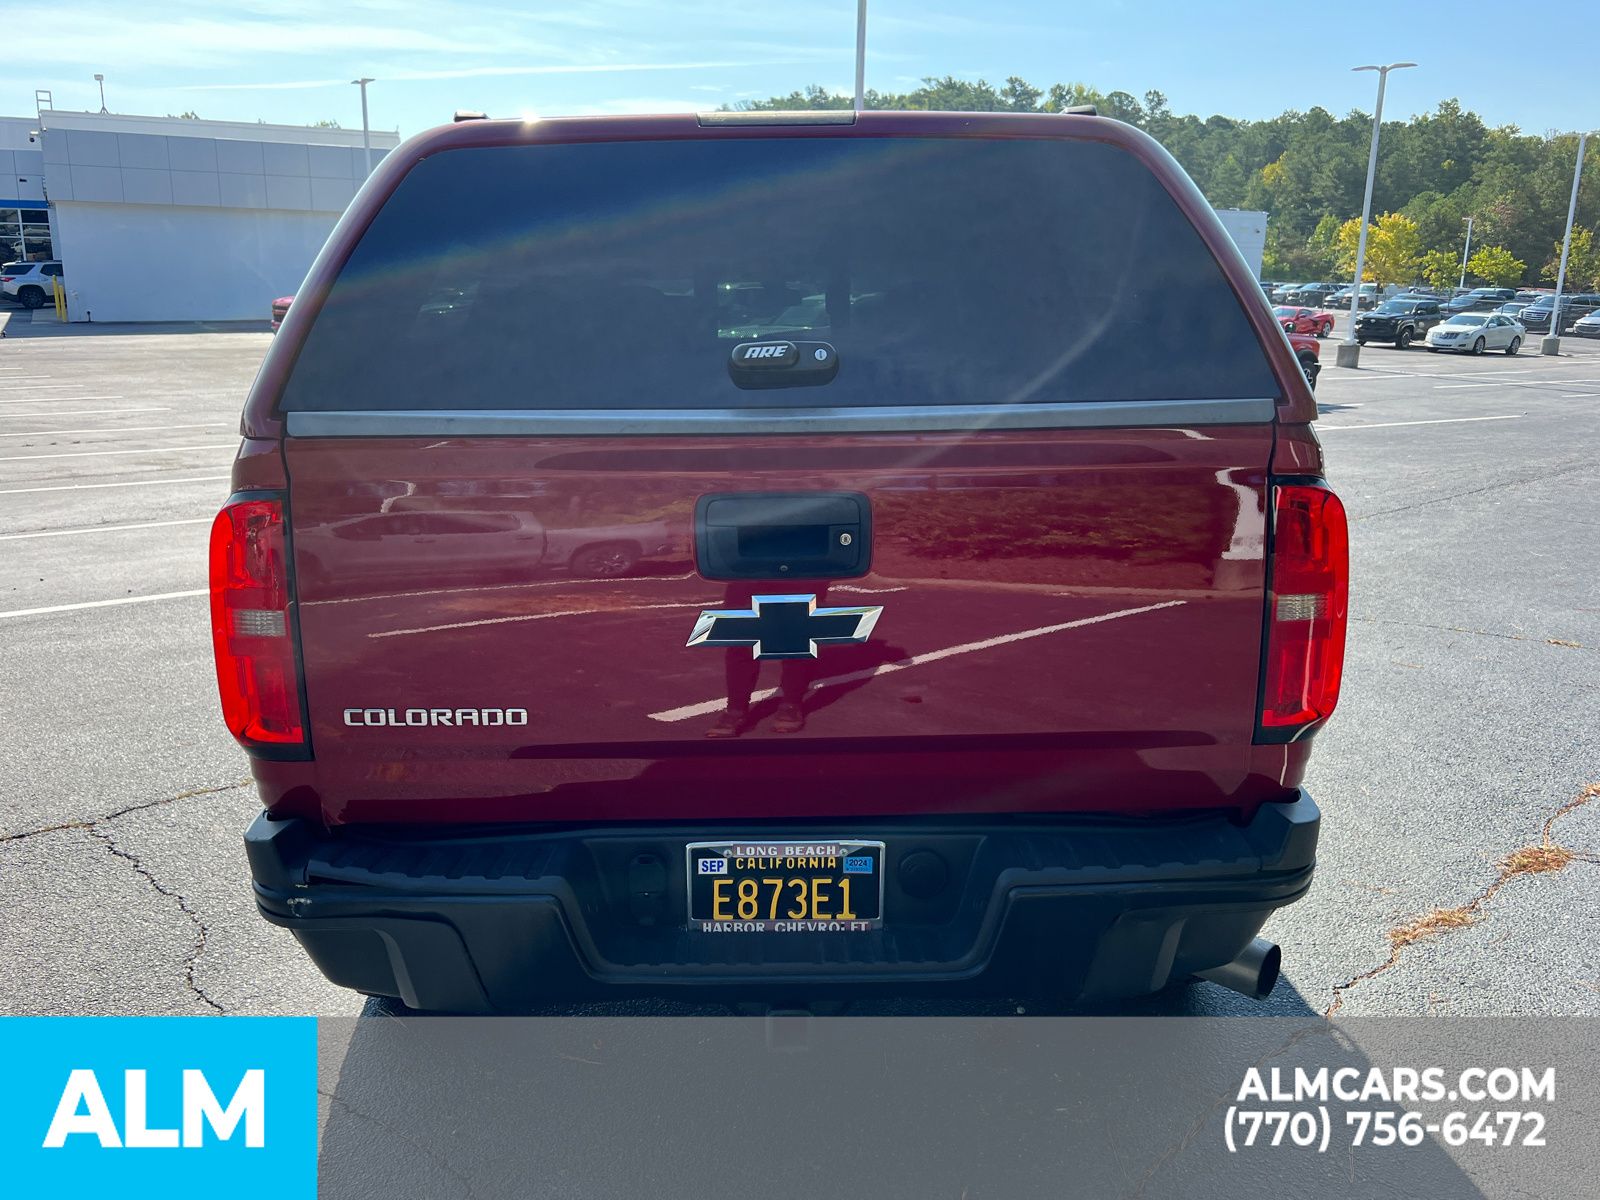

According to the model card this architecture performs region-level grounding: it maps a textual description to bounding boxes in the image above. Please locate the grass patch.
[1389,906,1479,950]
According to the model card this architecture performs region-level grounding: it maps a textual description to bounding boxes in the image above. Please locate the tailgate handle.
[694,491,871,580]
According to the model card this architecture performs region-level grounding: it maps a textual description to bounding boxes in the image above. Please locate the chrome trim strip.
[284,397,1276,438]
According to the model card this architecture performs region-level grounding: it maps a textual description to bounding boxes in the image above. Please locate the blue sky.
[8,0,1591,137]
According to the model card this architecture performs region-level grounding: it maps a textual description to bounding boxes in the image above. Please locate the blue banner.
[0,1017,316,1198]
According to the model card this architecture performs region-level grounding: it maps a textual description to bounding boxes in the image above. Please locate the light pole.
[1542,129,1588,357]
[1337,61,1415,369]
[1458,215,1473,291]
[351,77,374,177]
[853,0,867,113]
[94,73,107,114]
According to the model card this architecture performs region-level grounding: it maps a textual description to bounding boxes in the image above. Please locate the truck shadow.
[360,972,1319,1018]
[322,995,1493,1200]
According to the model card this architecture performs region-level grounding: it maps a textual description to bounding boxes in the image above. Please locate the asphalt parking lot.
[2,318,1597,1019]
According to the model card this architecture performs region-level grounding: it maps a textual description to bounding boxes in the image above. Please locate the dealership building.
[1,107,398,323]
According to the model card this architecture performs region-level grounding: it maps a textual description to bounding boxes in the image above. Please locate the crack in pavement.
[1129,1020,1337,1197]
[1349,458,1595,523]
[1351,615,1593,650]
[86,823,227,1014]
[1323,783,1600,1017]
[0,778,251,844]
[318,1089,480,1200]
[1,778,250,1014]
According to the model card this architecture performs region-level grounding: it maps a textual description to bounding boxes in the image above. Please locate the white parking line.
[1319,415,1522,431]
[305,574,685,608]
[0,422,229,438]
[0,407,172,417]
[1433,377,1600,390]
[370,601,704,639]
[0,590,208,620]
[0,442,236,462]
[647,600,1187,722]
[0,396,125,405]
[0,474,230,495]
[0,518,211,542]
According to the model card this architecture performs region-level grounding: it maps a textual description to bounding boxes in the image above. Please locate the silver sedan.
[1425,312,1525,355]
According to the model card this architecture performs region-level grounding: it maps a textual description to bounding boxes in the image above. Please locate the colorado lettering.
[343,708,529,727]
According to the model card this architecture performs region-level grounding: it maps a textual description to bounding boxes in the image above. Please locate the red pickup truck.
[214,110,1346,1011]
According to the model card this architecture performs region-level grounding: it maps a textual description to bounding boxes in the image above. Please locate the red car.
[216,111,1345,1011]
[270,294,293,333]
[1287,330,1321,389]
[1274,306,1336,337]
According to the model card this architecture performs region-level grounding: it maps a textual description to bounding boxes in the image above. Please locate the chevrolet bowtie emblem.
[686,594,883,660]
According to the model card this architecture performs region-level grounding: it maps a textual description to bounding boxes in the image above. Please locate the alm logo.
[43,1068,266,1149]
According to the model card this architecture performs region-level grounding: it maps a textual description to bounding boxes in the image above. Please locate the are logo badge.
[730,340,799,368]
[685,594,883,660]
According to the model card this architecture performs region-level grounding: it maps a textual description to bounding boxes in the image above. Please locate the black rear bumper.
[248,794,1319,1011]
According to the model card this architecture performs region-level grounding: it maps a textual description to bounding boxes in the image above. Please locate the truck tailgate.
[285,424,1274,822]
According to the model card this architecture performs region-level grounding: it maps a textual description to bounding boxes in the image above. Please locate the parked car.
[219,110,1342,1012]
[1287,329,1321,389]
[1425,312,1524,355]
[1444,287,1516,315]
[1327,283,1378,310]
[1286,282,1340,306]
[1513,290,1550,305]
[1572,310,1600,339]
[0,260,63,309]
[1273,306,1336,336]
[1518,293,1600,334]
[1269,281,1304,305]
[1354,296,1445,349]
[1495,301,1531,318]
[270,294,293,332]
[297,510,680,592]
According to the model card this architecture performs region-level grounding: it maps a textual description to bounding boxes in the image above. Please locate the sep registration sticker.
[686,840,885,933]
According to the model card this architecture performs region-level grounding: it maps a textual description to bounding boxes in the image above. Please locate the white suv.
[1,261,63,309]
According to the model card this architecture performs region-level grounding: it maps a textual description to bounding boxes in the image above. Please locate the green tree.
[1419,248,1461,288]
[1000,76,1042,112]
[1465,245,1526,286]
[1303,213,1343,277]
[1544,227,1600,290]
[1336,213,1422,285]
[730,79,1600,281]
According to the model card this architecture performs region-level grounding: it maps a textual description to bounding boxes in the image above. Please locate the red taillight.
[209,495,306,749]
[1258,483,1349,739]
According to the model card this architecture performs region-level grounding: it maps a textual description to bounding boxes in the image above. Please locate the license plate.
[686,840,884,933]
